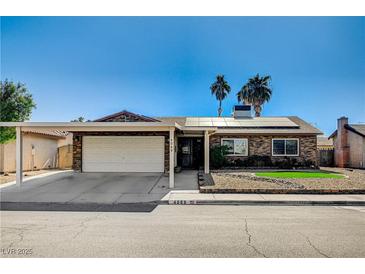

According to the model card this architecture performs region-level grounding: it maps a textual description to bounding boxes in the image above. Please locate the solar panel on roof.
[234,105,251,111]
[199,121,213,126]
[184,117,299,128]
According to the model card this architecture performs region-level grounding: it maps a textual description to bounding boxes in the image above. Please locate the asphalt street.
[1,205,364,257]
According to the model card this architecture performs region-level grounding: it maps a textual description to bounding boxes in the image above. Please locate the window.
[272,139,299,156]
[221,138,248,156]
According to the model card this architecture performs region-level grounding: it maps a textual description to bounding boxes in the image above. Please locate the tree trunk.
[254,105,262,117]
[218,100,222,117]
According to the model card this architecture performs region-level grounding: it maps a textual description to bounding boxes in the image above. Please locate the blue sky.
[1,17,364,135]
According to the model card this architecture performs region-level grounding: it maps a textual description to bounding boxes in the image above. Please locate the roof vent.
[233,105,252,119]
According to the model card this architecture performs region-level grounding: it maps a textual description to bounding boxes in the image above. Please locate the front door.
[178,137,203,169]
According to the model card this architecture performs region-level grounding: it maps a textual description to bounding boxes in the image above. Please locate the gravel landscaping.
[295,167,365,190]
[202,167,365,193]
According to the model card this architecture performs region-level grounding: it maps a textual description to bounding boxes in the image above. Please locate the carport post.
[204,130,209,174]
[169,127,175,188]
[16,126,23,186]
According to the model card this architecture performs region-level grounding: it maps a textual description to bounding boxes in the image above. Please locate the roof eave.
[345,124,365,137]
[0,122,181,131]
[214,129,321,135]
[23,131,67,139]
[328,130,337,139]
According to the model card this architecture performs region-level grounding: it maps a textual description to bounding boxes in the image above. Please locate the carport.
[1,122,181,188]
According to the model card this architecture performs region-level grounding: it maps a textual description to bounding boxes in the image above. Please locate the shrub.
[273,157,299,169]
[245,155,272,167]
[210,145,229,169]
[233,158,246,167]
[303,159,316,168]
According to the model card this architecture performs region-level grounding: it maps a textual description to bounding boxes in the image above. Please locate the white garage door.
[82,136,165,172]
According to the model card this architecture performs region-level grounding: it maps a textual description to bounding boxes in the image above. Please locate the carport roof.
[0,121,182,132]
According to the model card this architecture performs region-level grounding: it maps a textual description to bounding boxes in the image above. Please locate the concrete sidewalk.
[167,191,365,206]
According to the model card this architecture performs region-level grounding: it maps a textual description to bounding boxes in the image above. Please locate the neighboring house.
[317,136,334,150]
[0,130,70,173]
[0,106,322,187]
[317,136,334,167]
[329,117,365,168]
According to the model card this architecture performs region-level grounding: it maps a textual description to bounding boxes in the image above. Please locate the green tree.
[210,75,231,117]
[71,117,86,122]
[237,74,272,117]
[70,117,91,122]
[0,80,36,143]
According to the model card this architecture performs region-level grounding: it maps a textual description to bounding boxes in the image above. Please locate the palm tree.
[237,73,272,117]
[210,75,231,117]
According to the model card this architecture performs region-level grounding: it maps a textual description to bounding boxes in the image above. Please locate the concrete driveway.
[0,171,198,205]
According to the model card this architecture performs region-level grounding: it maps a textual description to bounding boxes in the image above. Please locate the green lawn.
[255,171,345,179]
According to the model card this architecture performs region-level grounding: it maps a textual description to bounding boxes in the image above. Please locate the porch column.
[169,127,175,188]
[16,126,23,186]
[204,130,209,174]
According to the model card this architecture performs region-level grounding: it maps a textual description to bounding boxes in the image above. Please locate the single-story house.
[0,106,322,187]
[329,116,365,168]
[317,136,334,150]
[0,130,70,174]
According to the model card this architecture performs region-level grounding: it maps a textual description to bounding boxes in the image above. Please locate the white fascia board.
[0,122,181,132]
[21,126,172,132]
[181,126,218,131]
[0,122,175,127]
[173,123,182,130]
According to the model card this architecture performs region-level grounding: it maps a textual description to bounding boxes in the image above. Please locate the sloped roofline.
[328,130,337,139]
[94,110,160,122]
[328,124,365,139]
[345,124,365,137]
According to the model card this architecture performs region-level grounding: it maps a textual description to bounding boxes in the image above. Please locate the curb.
[167,200,365,206]
[199,189,365,194]
[1,199,364,211]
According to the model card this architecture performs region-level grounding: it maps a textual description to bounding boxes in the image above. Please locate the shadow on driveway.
[0,170,198,212]
[0,202,160,212]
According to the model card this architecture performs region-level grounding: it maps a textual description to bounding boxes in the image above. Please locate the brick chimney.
[335,116,350,167]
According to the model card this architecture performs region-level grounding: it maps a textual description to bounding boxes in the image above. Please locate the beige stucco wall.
[348,131,365,168]
[57,133,73,147]
[0,134,60,173]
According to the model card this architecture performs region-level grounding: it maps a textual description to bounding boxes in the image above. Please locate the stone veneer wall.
[72,131,170,172]
[210,134,318,166]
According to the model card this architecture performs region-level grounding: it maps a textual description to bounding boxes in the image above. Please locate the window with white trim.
[221,138,248,156]
[272,139,299,156]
